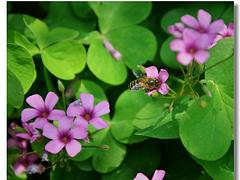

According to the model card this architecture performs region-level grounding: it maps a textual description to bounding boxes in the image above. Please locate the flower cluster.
[8,92,110,175]
[134,169,166,180]
[169,9,234,65]
[103,40,122,60]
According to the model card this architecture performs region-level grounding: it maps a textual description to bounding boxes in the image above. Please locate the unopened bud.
[199,100,208,108]
[57,80,65,93]
[151,91,159,97]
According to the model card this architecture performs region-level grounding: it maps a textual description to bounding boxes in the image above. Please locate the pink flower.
[145,66,169,96]
[67,93,109,130]
[13,153,39,175]
[170,28,210,65]
[43,118,87,157]
[218,23,234,37]
[210,23,234,48]
[134,170,166,180]
[168,22,185,38]
[181,9,224,41]
[15,123,40,143]
[21,92,65,129]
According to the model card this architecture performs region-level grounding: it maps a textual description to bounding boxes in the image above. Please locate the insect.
[129,68,160,92]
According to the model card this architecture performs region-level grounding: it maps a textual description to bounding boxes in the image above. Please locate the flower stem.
[169,76,184,84]
[62,91,66,111]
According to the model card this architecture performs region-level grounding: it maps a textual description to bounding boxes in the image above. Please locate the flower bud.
[57,80,65,93]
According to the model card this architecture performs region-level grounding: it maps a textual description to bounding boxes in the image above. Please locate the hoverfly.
[129,67,160,92]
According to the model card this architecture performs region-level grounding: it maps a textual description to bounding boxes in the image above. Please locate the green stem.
[179,65,186,78]
[169,76,185,84]
[62,91,66,111]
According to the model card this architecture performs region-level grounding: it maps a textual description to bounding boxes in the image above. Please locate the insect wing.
[132,69,145,78]
[130,82,145,91]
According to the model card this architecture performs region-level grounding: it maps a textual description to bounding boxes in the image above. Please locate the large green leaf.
[133,99,171,130]
[205,37,234,98]
[92,128,127,173]
[44,28,79,48]
[134,98,180,139]
[45,2,96,38]
[95,2,152,33]
[87,39,127,85]
[8,30,39,56]
[23,15,79,49]
[7,70,24,108]
[161,3,225,33]
[102,140,161,180]
[193,144,234,180]
[179,81,232,161]
[160,37,180,69]
[106,25,157,69]
[7,43,36,93]
[42,40,86,80]
[71,2,95,19]
[74,80,107,103]
[23,15,49,49]
[111,90,152,144]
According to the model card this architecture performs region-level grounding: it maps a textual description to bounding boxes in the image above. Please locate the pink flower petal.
[13,162,26,175]
[145,66,159,78]
[198,9,211,29]
[90,118,108,129]
[16,133,31,140]
[33,117,48,129]
[183,28,200,45]
[94,101,110,117]
[67,100,82,117]
[21,108,39,122]
[170,39,185,52]
[194,50,209,64]
[158,69,169,83]
[181,15,199,28]
[58,117,73,131]
[158,83,169,95]
[70,126,88,139]
[45,92,59,111]
[177,52,193,66]
[152,170,166,180]
[65,139,82,157]
[228,23,234,36]
[43,123,58,139]
[48,110,66,121]
[26,94,45,111]
[80,93,94,110]
[45,139,64,154]
[71,126,87,139]
[208,19,224,33]
[195,34,211,49]
[74,116,88,129]
[134,173,149,180]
